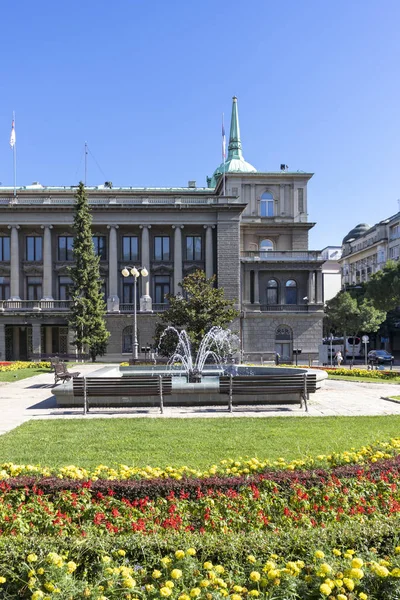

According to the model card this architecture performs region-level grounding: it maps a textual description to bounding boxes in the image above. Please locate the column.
[204,225,214,279]
[0,323,5,360]
[308,271,315,303]
[140,225,152,312]
[254,270,260,305]
[41,225,53,300]
[250,184,256,215]
[8,225,20,300]
[32,323,41,359]
[244,269,251,304]
[45,326,53,355]
[280,184,285,215]
[173,225,183,295]
[107,225,119,311]
[316,271,323,304]
[13,326,19,360]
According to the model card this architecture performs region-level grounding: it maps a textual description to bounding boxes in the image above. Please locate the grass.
[0,367,51,383]
[327,374,400,383]
[1,416,400,469]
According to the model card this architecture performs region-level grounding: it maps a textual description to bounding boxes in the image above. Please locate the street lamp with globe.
[121,266,148,361]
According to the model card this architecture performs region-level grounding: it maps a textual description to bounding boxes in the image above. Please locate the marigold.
[190,589,201,597]
[250,571,261,582]
[320,583,332,596]
[0,577,6,584]
[160,588,172,597]
[343,578,355,591]
[315,550,325,559]
[152,570,162,579]
[171,569,183,579]
[175,550,185,560]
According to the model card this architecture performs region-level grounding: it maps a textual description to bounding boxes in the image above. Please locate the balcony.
[241,251,323,263]
[0,300,72,311]
[119,303,169,313]
[259,304,313,312]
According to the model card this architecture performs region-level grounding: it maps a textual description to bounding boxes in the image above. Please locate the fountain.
[160,326,239,383]
[53,326,327,408]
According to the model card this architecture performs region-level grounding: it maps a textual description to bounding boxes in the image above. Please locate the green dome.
[208,96,257,188]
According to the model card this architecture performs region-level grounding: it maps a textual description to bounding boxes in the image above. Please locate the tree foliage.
[366,260,400,312]
[154,270,240,356]
[68,182,110,361]
[325,291,386,344]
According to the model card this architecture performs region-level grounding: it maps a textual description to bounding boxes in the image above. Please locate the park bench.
[52,361,81,386]
[219,373,317,412]
[72,375,173,414]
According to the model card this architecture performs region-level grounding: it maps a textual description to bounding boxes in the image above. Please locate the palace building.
[0,97,324,362]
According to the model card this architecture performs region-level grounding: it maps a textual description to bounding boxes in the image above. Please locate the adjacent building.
[0,97,324,362]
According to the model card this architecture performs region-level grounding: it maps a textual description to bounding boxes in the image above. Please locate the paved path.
[1,368,400,435]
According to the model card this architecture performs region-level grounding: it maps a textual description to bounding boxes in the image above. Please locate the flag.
[222,116,226,160]
[9,118,16,149]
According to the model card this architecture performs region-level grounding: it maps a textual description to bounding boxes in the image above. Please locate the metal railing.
[260,304,310,312]
[119,303,170,313]
[0,299,72,311]
[241,251,323,261]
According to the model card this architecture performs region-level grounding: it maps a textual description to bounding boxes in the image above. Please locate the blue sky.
[1,0,399,250]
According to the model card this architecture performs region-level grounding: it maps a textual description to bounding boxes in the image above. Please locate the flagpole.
[84,141,88,186]
[13,111,16,197]
[222,113,226,197]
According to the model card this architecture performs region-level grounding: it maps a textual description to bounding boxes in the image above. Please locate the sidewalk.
[1,368,400,435]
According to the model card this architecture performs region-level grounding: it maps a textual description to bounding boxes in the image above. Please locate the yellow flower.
[161,557,172,565]
[343,578,355,591]
[160,587,172,597]
[122,578,136,589]
[186,548,196,556]
[171,569,182,579]
[175,550,185,560]
[249,592,260,597]
[31,592,44,600]
[101,556,111,564]
[333,549,342,556]
[359,594,368,600]
[37,568,44,575]
[391,567,400,577]
[350,568,364,580]
[395,546,400,554]
[0,576,6,584]
[165,580,174,589]
[179,596,191,600]
[145,584,155,592]
[67,561,77,574]
[200,579,210,587]
[27,554,38,563]
[352,558,364,569]
[190,589,201,597]
[152,570,162,579]
[337,595,347,600]
[118,550,126,556]
[315,550,325,559]
[247,555,257,564]
[320,583,332,596]
[215,565,225,574]
[319,563,332,575]
[203,561,213,570]
[249,571,261,582]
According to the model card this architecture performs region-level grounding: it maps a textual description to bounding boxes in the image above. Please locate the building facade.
[0,98,324,362]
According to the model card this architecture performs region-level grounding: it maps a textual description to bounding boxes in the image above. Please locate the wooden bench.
[219,373,317,412]
[52,362,81,386]
[72,376,173,414]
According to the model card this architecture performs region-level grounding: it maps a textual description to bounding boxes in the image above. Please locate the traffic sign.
[362,335,369,343]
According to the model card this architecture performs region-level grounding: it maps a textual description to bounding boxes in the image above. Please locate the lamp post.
[121,266,148,361]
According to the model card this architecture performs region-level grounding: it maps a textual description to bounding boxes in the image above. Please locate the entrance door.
[275,325,293,362]
[19,328,28,360]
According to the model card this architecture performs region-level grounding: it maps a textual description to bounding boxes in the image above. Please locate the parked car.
[367,350,394,365]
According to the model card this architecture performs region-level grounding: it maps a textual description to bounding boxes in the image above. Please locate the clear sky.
[1,0,399,250]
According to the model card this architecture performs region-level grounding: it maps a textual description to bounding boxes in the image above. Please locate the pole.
[13,111,17,197]
[133,274,138,361]
[364,339,368,369]
[222,113,226,197]
[84,141,88,186]
[330,335,333,367]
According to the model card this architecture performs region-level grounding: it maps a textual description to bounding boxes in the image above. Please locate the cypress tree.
[68,182,110,361]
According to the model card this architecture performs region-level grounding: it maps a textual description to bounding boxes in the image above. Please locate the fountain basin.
[53,366,327,408]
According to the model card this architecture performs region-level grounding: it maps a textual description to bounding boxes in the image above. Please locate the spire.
[227,96,243,160]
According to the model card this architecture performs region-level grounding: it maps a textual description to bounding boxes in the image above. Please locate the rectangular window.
[0,276,10,300]
[59,276,73,301]
[154,236,170,261]
[0,237,10,261]
[92,236,107,260]
[186,236,202,260]
[27,276,42,301]
[154,275,170,304]
[26,236,43,261]
[122,236,139,261]
[122,281,139,305]
[390,224,400,240]
[58,236,74,261]
[298,188,304,213]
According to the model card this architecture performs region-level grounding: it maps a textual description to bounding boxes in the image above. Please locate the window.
[122,326,136,354]
[390,224,400,240]
[0,276,10,300]
[260,239,273,258]
[58,236,74,261]
[122,236,139,261]
[0,237,10,261]
[154,236,170,261]
[59,276,72,300]
[154,275,170,304]
[26,236,43,261]
[390,246,400,260]
[285,279,297,304]
[122,281,138,305]
[275,325,293,362]
[266,279,278,304]
[260,192,274,217]
[186,236,202,260]
[92,236,107,259]
[298,188,304,213]
[27,276,42,301]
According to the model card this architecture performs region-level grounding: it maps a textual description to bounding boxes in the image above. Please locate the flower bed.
[0,361,51,372]
[314,366,399,379]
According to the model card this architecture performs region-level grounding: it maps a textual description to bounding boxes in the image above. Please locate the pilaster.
[107,225,119,312]
[32,323,41,359]
[0,323,5,360]
[41,225,53,300]
[173,225,183,295]
[204,225,214,279]
[8,225,20,300]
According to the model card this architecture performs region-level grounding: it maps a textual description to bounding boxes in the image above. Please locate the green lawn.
[0,367,52,383]
[0,416,400,469]
[327,374,400,383]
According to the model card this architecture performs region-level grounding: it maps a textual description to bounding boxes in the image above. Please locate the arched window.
[266,279,278,305]
[285,279,297,304]
[260,192,274,217]
[122,326,133,354]
[260,239,273,252]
